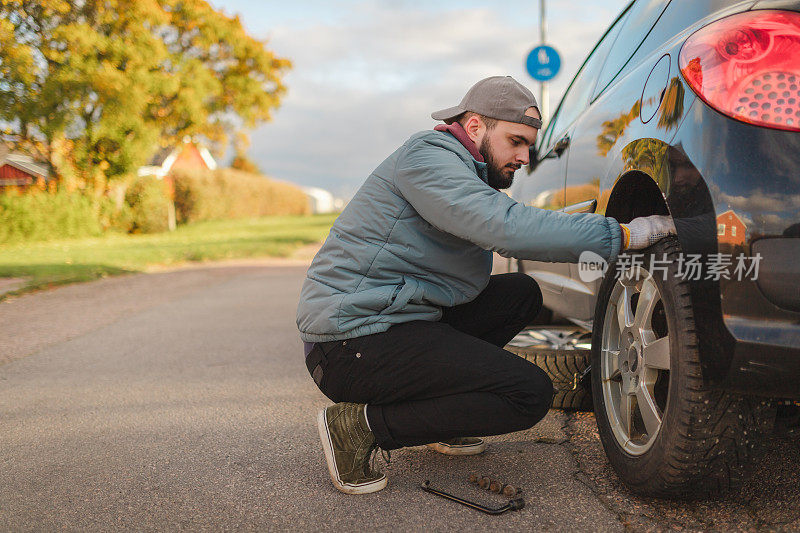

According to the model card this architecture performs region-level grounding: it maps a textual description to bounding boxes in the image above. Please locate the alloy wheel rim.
[601,265,671,455]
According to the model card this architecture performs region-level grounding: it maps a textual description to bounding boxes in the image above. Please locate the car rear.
[671,2,800,398]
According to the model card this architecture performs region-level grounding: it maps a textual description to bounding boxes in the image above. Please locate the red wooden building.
[717,209,747,246]
[138,137,217,179]
[0,148,48,191]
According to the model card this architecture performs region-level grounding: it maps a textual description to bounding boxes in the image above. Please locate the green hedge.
[173,168,309,224]
[0,190,103,243]
[125,176,172,234]
[0,168,310,244]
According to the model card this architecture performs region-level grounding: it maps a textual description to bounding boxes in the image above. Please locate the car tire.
[506,346,593,411]
[591,236,774,498]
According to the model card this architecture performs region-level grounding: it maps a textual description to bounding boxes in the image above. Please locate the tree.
[230,154,261,175]
[229,132,260,174]
[596,100,641,158]
[0,0,290,197]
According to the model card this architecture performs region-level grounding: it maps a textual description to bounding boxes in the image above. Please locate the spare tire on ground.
[505,345,593,411]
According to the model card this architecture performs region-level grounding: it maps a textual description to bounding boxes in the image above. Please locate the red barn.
[0,148,48,191]
[717,209,747,246]
[138,137,217,179]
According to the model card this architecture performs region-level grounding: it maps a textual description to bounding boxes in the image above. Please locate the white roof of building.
[0,150,48,179]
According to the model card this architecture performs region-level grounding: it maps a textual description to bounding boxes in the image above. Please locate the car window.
[622,0,742,74]
[543,2,633,147]
[592,0,672,99]
[540,102,560,149]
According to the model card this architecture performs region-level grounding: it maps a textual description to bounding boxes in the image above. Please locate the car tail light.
[679,10,800,132]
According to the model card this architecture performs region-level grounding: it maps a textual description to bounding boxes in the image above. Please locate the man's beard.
[479,137,516,190]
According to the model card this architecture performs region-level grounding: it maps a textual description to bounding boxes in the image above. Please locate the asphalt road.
[1,262,798,531]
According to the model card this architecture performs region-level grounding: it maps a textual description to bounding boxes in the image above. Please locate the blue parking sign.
[526,45,561,81]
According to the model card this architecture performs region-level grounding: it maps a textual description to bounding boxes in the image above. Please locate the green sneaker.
[317,403,387,494]
[427,437,487,456]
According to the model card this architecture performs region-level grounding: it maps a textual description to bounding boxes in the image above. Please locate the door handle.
[560,198,597,214]
[554,136,570,156]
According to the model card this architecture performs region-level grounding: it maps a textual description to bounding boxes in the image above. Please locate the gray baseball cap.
[431,76,542,129]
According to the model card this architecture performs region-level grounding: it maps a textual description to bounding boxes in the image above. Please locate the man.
[297,76,675,494]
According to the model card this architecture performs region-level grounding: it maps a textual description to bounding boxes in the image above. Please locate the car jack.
[420,480,525,515]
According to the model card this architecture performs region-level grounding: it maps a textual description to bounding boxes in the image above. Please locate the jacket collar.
[433,122,484,163]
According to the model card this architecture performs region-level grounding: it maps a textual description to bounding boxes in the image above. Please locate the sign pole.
[525,10,559,117]
[540,0,549,124]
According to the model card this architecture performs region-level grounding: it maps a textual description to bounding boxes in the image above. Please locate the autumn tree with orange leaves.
[0,0,290,197]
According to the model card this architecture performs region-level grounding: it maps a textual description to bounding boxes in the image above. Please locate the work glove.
[619,215,676,250]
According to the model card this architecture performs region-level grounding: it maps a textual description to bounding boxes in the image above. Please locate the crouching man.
[296,76,675,494]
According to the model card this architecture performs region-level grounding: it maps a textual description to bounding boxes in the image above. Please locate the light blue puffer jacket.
[296,129,622,342]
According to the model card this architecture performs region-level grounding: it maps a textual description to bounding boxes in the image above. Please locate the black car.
[506,0,800,497]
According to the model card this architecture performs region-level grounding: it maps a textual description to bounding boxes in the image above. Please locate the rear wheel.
[591,237,774,497]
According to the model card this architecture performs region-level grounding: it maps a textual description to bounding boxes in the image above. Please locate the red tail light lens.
[679,10,800,132]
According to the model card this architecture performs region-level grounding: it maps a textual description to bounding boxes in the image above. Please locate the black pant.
[305,273,553,450]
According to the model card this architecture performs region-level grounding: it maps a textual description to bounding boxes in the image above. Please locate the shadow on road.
[0,263,137,301]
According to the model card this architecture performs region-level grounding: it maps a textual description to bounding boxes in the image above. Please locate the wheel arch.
[605,169,670,225]
[601,156,733,388]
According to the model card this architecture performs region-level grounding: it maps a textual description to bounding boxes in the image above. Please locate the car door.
[513,2,634,321]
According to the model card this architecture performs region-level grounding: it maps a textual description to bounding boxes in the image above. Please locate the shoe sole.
[317,408,387,495]
[426,441,487,456]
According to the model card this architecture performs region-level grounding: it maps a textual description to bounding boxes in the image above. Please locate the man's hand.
[620,215,676,250]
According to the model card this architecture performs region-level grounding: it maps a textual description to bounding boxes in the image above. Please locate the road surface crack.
[558,412,688,532]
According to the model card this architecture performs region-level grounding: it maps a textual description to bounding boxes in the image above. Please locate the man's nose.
[517,148,529,166]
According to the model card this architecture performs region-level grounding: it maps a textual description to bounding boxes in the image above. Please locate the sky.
[209,0,631,198]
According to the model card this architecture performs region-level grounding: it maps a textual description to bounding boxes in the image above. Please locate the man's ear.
[463,115,485,144]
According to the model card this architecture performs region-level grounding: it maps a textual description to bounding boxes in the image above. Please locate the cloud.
[707,181,800,232]
[241,1,624,197]
[715,189,800,218]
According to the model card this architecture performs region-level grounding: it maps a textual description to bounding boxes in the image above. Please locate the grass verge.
[0,213,337,299]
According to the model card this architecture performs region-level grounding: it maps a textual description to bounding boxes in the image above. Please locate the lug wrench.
[420,480,525,515]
